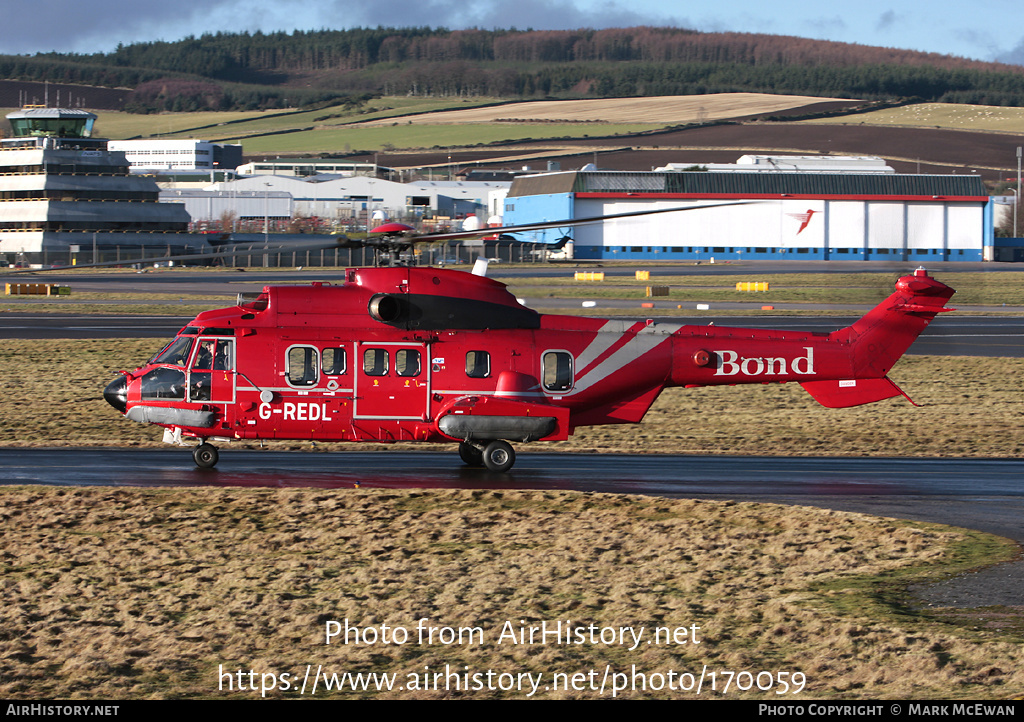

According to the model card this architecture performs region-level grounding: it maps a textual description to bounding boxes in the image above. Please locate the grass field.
[803,102,1024,134]
[66,97,510,143]
[233,122,661,154]
[184,93,854,153]
[507,271,1024,307]
[0,486,1018,699]
[356,93,851,126]
[3,92,856,154]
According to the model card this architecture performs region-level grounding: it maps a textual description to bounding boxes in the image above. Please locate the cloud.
[1,0,241,54]
[801,15,846,38]
[995,37,1024,66]
[875,10,897,32]
[318,0,688,32]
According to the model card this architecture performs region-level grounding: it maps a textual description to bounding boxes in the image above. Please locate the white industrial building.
[159,188,294,225]
[235,159,381,177]
[656,155,896,174]
[505,166,992,262]
[172,175,512,224]
[108,139,243,172]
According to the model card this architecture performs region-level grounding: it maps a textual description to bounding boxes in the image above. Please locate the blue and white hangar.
[503,166,991,262]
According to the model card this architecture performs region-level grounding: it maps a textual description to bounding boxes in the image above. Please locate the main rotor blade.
[411,200,758,244]
[2,200,759,273]
[0,235,356,274]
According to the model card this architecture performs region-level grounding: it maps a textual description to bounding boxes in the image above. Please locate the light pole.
[1016,147,1022,237]
[263,182,272,267]
[1010,188,1019,239]
[263,184,271,244]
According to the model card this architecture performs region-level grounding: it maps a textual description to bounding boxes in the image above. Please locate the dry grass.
[0,487,1018,699]
[806,102,1024,134]
[509,271,1024,308]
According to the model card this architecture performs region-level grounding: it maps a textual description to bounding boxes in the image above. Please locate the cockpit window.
[192,340,216,370]
[152,336,195,366]
[140,367,186,400]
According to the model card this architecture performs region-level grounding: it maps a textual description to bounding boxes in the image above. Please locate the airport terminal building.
[1,108,200,264]
[504,170,992,262]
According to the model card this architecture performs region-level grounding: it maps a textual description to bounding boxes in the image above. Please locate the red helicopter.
[101,217,955,472]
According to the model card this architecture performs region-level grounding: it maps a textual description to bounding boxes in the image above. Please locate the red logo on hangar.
[786,209,817,235]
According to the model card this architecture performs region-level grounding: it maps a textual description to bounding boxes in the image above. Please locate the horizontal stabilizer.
[800,377,911,409]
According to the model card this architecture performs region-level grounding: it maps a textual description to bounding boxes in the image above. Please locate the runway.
[3,448,1020,530]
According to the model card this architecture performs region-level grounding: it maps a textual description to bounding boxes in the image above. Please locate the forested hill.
[5,26,1024,112]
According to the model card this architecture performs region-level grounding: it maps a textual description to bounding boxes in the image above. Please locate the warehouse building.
[108,139,243,172]
[195,175,510,223]
[504,169,991,261]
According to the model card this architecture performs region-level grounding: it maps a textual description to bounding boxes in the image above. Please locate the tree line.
[4,27,1024,112]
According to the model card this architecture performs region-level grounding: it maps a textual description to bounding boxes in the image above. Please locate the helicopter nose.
[103,375,128,414]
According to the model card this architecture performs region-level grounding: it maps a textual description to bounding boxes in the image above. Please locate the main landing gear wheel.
[459,442,484,467]
[193,443,219,469]
[482,440,515,473]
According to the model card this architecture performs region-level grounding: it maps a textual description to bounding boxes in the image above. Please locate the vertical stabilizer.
[844,268,954,378]
[800,268,954,408]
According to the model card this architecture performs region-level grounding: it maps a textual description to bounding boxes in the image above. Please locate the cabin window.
[363,348,388,376]
[466,350,490,378]
[286,345,319,387]
[395,349,421,377]
[542,351,573,392]
[322,347,347,375]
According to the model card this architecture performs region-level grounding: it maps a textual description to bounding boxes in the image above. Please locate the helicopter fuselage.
[103,266,954,471]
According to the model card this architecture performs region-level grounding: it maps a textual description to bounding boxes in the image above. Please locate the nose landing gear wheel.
[193,443,219,469]
[482,440,515,472]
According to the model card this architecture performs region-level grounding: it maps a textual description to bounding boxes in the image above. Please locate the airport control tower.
[1,107,196,267]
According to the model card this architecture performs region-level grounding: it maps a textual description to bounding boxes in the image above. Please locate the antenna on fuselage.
[472,257,489,277]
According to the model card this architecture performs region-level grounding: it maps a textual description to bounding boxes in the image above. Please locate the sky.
[4,0,1024,66]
